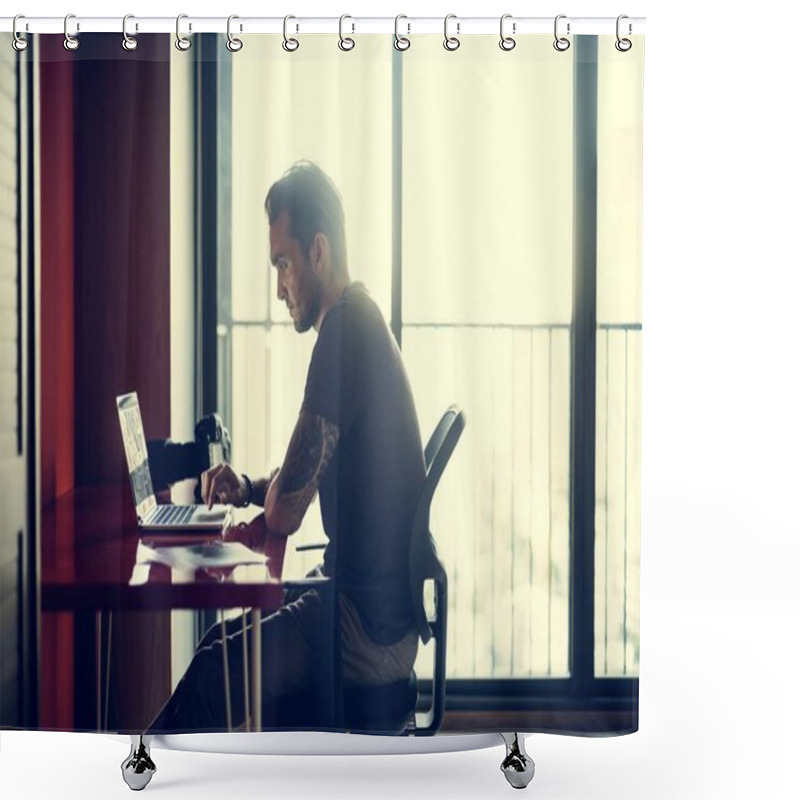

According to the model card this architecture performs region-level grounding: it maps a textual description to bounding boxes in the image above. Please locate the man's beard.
[294,276,323,333]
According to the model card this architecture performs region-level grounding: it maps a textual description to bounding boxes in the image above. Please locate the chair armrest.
[295,542,326,552]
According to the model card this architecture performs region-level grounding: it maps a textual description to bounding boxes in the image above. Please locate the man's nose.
[276,277,285,300]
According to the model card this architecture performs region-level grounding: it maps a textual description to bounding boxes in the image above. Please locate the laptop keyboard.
[149,504,196,526]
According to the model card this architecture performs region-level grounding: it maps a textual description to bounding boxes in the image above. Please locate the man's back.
[301,282,426,646]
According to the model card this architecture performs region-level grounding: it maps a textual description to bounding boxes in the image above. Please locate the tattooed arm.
[264,412,340,537]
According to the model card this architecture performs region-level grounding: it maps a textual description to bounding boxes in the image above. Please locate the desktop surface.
[39,485,324,612]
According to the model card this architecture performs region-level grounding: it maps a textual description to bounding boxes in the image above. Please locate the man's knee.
[196,619,223,651]
[197,612,251,651]
[190,601,324,701]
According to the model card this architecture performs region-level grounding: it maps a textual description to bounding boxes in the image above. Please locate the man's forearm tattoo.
[276,413,340,517]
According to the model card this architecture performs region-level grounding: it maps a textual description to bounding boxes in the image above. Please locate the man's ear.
[310,232,329,276]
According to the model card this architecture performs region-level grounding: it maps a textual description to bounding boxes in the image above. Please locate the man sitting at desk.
[148,162,425,732]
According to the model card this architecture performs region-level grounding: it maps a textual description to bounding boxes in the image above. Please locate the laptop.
[116,392,231,532]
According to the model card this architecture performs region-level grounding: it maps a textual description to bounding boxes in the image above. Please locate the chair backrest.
[409,405,465,644]
[424,406,462,473]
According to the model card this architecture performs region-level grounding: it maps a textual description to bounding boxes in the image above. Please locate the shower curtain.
[0,24,644,739]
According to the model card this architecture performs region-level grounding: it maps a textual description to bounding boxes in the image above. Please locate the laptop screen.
[116,392,156,520]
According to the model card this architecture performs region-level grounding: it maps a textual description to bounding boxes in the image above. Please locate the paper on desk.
[135,540,267,570]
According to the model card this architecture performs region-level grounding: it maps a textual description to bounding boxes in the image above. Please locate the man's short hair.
[265,161,347,272]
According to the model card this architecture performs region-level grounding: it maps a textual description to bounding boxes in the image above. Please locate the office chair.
[276,405,466,735]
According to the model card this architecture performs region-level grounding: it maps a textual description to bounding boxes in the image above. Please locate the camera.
[146,413,231,502]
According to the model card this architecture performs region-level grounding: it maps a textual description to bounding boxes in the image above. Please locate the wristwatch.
[241,473,253,507]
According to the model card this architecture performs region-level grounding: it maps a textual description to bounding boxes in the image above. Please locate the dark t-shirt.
[301,282,425,645]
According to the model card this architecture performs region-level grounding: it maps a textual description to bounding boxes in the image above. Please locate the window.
[401,37,574,679]
[594,47,643,677]
[192,33,641,709]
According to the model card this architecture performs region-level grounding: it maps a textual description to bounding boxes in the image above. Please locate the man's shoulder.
[315,281,396,367]
[341,281,376,312]
[334,282,385,332]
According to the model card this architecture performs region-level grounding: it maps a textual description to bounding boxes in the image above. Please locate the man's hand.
[201,463,247,509]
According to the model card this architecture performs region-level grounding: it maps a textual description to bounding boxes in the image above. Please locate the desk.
[40,485,339,732]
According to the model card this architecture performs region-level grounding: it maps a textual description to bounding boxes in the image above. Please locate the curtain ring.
[63,13,80,51]
[338,14,355,51]
[175,13,191,51]
[615,14,632,51]
[122,14,138,51]
[499,14,515,51]
[283,15,299,52]
[226,15,243,52]
[12,14,29,52]
[394,15,410,51]
[553,14,570,51]
[443,14,460,51]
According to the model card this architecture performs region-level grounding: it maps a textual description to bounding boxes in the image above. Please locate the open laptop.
[116,392,231,532]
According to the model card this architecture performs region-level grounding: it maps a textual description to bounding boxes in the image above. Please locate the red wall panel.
[38,33,172,730]
[39,38,75,506]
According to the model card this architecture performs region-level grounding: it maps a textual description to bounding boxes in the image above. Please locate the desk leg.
[242,608,250,731]
[220,613,232,732]
[251,609,262,732]
[94,610,114,732]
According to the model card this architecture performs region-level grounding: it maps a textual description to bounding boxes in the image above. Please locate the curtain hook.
[12,14,29,51]
[122,14,138,51]
[226,15,243,52]
[283,15,299,52]
[176,14,192,51]
[499,14,516,51]
[553,14,570,51]
[338,14,355,51]
[394,14,411,51]
[443,13,460,51]
[63,13,80,51]
[615,14,632,51]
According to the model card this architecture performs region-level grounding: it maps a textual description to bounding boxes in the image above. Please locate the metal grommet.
[122,14,138,51]
[175,13,191,51]
[63,13,79,51]
[615,14,632,51]
[226,15,243,52]
[394,15,410,51]
[12,14,29,51]
[553,14,570,52]
[499,14,515,51]
[283,15,299,52]
[338,14,355,51]
[443,14,460,51]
